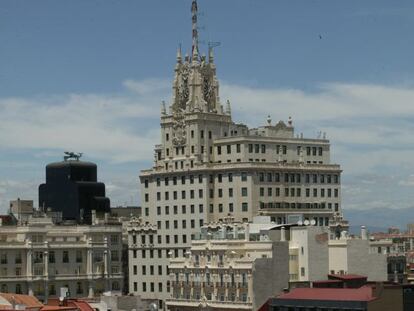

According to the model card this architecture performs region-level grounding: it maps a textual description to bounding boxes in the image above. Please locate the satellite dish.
[297,220,303,226]
[310,219,316,226]
[304,220,310,226]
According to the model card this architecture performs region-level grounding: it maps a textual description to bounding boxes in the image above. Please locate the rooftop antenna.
[191,0,199,60]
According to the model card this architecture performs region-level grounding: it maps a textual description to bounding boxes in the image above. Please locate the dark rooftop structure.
[38,154,110,224]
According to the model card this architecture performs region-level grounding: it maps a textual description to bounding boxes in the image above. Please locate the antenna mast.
[191,0,199,59]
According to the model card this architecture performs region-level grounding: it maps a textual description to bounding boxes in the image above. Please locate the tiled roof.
[0,293,43,309]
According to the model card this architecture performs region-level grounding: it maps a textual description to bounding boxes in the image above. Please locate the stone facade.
[0,213,123,301]
[165,218,289,311]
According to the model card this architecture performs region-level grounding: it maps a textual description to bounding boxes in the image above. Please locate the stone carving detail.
[172,106,187,146]
[177,64,190,110]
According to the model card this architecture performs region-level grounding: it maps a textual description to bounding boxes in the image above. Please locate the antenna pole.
[191,0,199,59]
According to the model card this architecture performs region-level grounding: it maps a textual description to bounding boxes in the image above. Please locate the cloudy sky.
[1,0,414,228]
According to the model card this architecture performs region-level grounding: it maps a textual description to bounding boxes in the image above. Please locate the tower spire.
[191,0,199,61]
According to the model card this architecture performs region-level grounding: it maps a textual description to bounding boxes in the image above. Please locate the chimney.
[361,226,368,240]
[280,227,286,242]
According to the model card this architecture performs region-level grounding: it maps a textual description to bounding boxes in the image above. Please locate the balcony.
[166,298,252,310]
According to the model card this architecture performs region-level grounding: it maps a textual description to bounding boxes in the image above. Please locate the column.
[44,249,49,303]
[103,250,109,292]
[88,281,94,298]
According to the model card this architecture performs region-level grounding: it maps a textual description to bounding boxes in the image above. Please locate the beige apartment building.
[128,0,343,308]
[0,210,123,301]
[165,216,289,311]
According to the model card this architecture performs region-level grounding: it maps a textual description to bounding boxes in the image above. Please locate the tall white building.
[128,0,343,308]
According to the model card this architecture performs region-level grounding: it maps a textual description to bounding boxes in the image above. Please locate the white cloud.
[2,79,414,216]
[123,78,170,95]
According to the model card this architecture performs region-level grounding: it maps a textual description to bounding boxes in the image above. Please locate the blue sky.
[1,0,414,228]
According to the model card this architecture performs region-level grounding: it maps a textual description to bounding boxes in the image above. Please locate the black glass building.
[39,159,110,224]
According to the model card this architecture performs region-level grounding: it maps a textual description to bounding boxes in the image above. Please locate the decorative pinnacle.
[191,0,199,61]
[176,45,182,63]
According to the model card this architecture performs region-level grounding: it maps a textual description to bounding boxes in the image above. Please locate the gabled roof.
[277,286,376,302]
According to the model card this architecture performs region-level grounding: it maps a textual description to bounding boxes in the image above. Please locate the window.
[218,174,223,183]
[76,250,83,263]
[241,187,248,196]
[334,189,339,197]
[217,146,221,155]
[156,192,161,201]
[181,190,186,199]
[319,147,323,156]
[191,220,195,228]
[227,145,231,154]
[199,204,204,213]
[218,189,223,198]
[261,144,266,153]
[62,251,69,263]
[229,203,234,213]
[236,144,241,153]
[248,144,253,153]
[283,145,287,154]
[182,205,186,213]
[198,174,203,183]
[268,187,272,196]
[242,203,248,212]
[241,172,247,181]
[301,267,305,277]
[142,282,147,292]
[49,251,55,263]
[219,204,223,213]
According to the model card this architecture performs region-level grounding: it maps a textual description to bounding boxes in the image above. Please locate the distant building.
[0,211,123,301]
[289,226,329,284]
[369,227,414,283]
[9,199,34,223]
[39,157,110,224]
[329,227,387,281]
[165,216,289,311]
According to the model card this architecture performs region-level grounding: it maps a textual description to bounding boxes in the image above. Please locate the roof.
[41,306,77,311]
[277,286,376,302]
[328,274,367,281]
[0,293,43,309]
[67,300,94,311]
[313,280,343,284]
